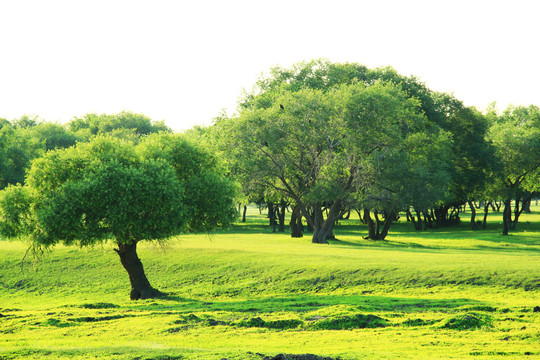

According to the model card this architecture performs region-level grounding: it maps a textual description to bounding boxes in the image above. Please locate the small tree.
[0,135,237,299]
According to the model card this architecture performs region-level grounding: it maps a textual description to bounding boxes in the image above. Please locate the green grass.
[1,205,539,359]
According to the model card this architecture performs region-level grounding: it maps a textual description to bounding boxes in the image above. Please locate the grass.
[0,205,539,359]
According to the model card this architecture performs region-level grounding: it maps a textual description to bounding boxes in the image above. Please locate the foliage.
[218,65,452,242]
[0,134,238,298]
[0,184,37,238]
[137,133,238,232]
[67,111,170,140]
[0,119,43,189]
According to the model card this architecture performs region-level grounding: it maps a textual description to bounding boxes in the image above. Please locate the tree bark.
[423,211,433,229]
[115,241,157,300]
[511,195,525,230]
[289,204,303,238]
[310,201,342,244]
[407,209,418,230]
[364,209,376,239]
[311,205,328,244]
[468,201,478,230]
[363,209,394,240]
[241,205,247,222]
[482,201,490,229]
[415,208,424,230]
[268,202,277,232]
[277,201,286,232]
[522,197,532,213]
[502,199,511,235]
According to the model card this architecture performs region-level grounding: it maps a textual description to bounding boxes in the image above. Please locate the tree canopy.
[0,135,238,299]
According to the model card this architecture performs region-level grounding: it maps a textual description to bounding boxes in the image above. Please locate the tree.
[0,120,43,189]
[67,111,170,140]
[487,105,540,235]
[0,135,237,299]
[359,130,453,237]
[27,122,79,151]
[218,78,437,243]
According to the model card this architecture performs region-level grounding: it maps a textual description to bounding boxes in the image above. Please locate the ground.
[0,205,539,359]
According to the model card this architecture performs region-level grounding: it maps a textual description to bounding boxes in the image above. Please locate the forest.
[0,60,538,360]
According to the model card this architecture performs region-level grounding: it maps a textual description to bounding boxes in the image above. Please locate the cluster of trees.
[0,60,538,298]
[208,60,539,242]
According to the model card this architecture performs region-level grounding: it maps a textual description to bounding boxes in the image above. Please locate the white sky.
[0,0,539,131]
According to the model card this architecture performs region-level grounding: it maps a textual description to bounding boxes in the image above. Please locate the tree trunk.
[268,202,277,232]
[379,210,395,240]
[115,241,158,300]
[407,209,419,230]
[364,209,376,239]
[241,205,247,222]
[415,208,423,231]
[502,199,511,235]
[511,195,525,230]
[363,209,394,240]
[289,204,303,238]
[311,206,328,244]
[277,201,286,232]
[482,201,490,229]
[310,201,343,244]
[522,197,532,213]
[468,201,478,230]
[423,211,433,229]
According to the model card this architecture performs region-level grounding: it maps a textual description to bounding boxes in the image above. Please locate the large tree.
[0,135,237,299]
[218,78,445,243]
[487,105,540,235]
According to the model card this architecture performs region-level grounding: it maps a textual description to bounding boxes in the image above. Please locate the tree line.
[0,60,538,299]
[209,60,539,242]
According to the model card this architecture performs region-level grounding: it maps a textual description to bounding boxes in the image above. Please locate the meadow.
[0,206,539,360]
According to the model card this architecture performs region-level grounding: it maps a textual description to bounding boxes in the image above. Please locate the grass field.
[1,205,539,359]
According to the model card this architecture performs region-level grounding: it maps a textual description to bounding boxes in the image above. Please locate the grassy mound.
[442,313,492,330]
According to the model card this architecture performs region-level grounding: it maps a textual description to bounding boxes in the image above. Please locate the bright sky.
[1,0,539,131]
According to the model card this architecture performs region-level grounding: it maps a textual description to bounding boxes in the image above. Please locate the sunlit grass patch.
[0,205,539,359]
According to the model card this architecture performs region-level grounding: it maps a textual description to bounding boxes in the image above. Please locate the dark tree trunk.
[306,207,314,232]
[502,199,511,235]
[482,201,490,229]
[289,204,303,238]
[415,208,423,230]
[364,209,376,239]
[511,195,525,230]
[115,241,158,300]
[277,201,286,232]
[522,197,532,213]
[407,209,421,230]
[310,201,342,244]
[423,211,433,229]
[311,206,328,244]
[468,201,478,230]
[433,205,448,227]
[363,209,395,240]
[268,202,277,232]
[241,205,247,222]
